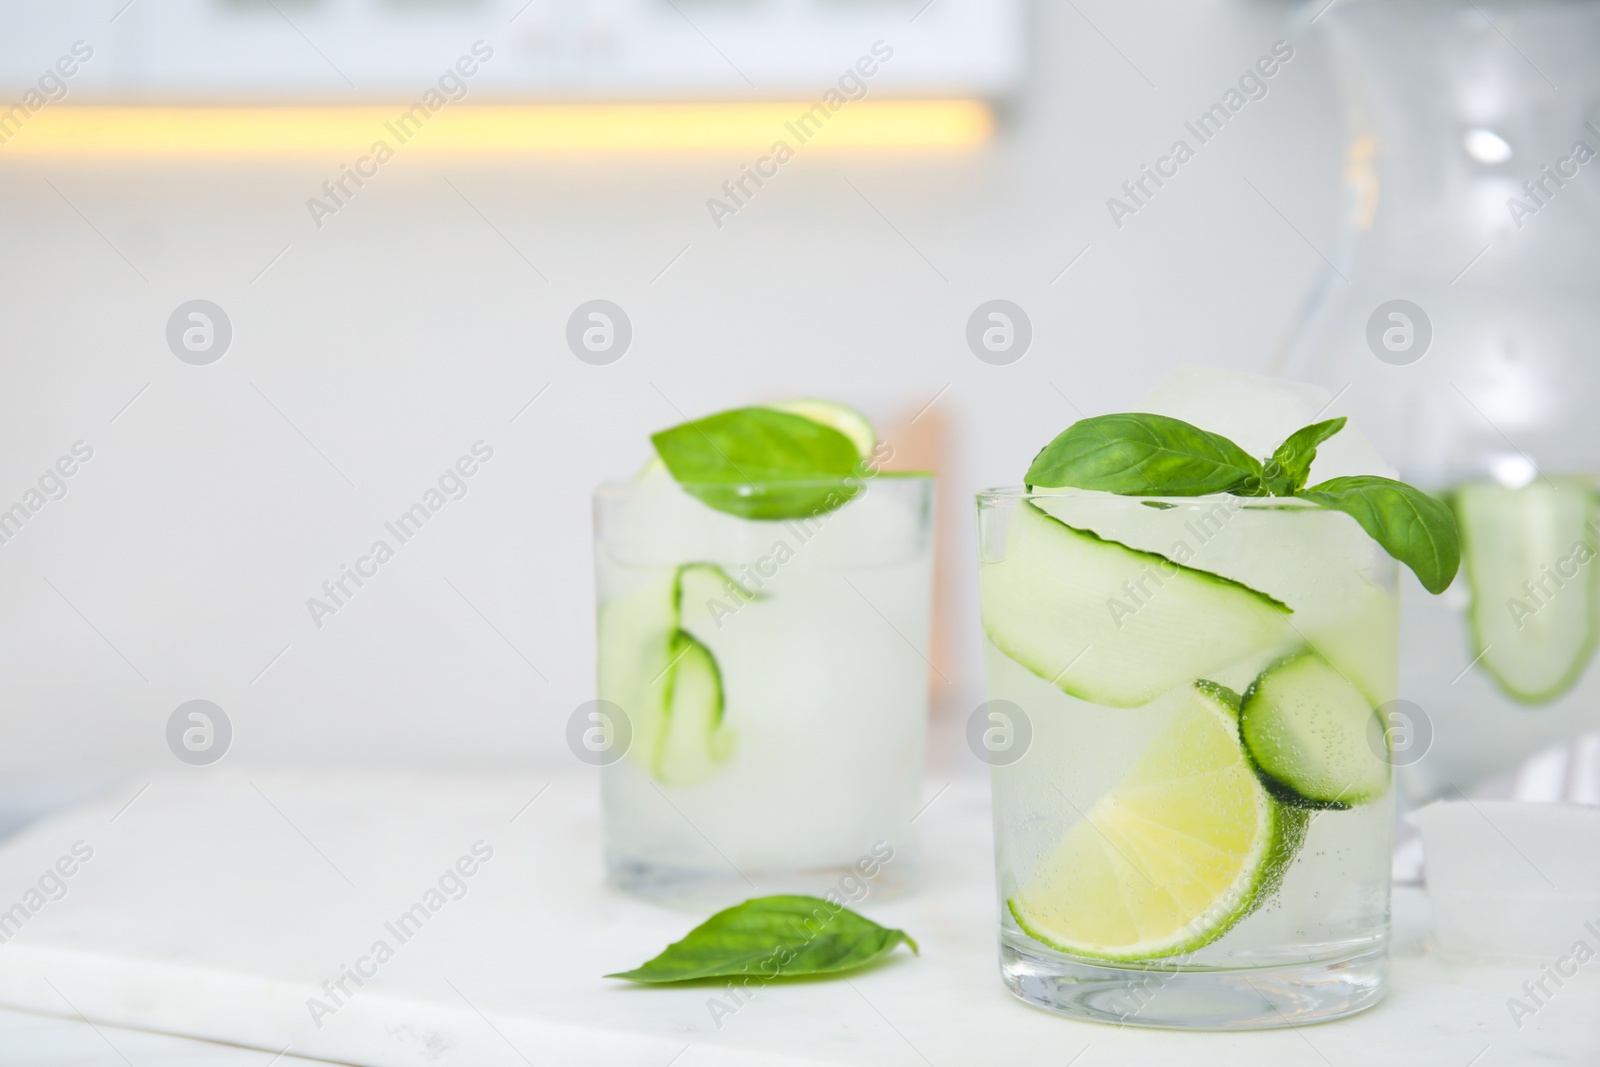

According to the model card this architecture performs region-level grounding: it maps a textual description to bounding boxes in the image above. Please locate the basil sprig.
[1026,412,1460,594]
[1266,417,1347,495]
[1023,412,1265,497]
[606,895,917,984]
[651,408,866,521]
[1298,476,1460,594]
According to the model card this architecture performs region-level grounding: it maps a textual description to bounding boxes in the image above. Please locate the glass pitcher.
[1283,0,1600,799]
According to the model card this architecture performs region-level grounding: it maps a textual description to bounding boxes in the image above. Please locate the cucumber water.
[983,489,1397,978]
[596,401,935,891]
[982,390,1453,1027]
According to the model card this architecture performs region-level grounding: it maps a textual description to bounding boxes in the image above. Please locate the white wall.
[0,0,1343,772]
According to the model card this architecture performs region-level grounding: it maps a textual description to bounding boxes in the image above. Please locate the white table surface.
[0,1005,340,1065]
[0,769,1592,1067]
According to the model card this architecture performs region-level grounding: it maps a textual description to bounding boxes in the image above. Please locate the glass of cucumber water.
[593,400,934,904]
[977,405,1459,1028]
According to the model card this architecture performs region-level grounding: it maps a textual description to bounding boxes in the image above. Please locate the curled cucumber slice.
[980,502,1291,708]
[597,563,742,787]
[655,630,733,787]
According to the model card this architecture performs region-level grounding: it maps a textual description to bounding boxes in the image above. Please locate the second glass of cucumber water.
[978,487,1400,1028]
[593,401,935,904]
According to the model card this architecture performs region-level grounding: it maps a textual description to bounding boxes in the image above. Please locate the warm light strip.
[0,101,993,156]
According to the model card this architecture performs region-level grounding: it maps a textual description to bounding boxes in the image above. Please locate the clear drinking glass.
[594,472,935,906]
[977,488,1398,1028]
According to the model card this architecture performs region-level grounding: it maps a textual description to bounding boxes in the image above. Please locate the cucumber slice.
[655,631,734,787]
[980,502,1292,708]
[597,573,678,771]
[769,398,876,458]
[677,562,762,634]
[1239,651,1389,810]
[1453,480,1599,704]
[1009,681,1306,960]
[596,563,741,786]
[1296,577,1399,710]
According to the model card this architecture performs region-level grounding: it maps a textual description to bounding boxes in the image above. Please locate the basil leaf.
[651,408,865,521]
[1300,476,1461,593]
[606,894,917,984]
[1265,417,1347,495]
[1025,413,1265,496]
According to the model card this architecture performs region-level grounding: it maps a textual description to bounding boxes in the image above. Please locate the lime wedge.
[769,398,876,458]
[1009,682,1305,960]
[637,399,874,482]
[634,456,669,482]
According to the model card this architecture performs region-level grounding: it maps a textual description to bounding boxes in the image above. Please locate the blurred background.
[0,0,1351,784]
[3,0,1592,803]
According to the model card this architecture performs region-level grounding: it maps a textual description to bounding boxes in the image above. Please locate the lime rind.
[634,456,670,482]
[1194,678,1243,715]
[1009,804,1304,962]
[768,398,876,458]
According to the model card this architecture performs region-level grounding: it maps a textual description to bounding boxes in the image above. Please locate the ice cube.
[1139,365,1396,483]
[1407,799,1600,962]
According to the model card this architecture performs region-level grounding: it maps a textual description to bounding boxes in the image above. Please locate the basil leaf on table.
[1025,413,1265,496]
[606,895,917,984]
[1300,475,1461,594]
[651,408,865,521]
[1265,417,1347,495]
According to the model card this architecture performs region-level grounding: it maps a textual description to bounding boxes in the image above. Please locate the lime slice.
[637,399,874,482]
[768,398,876,458]
[634,456,669,482]
[1009,682,1305,960]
